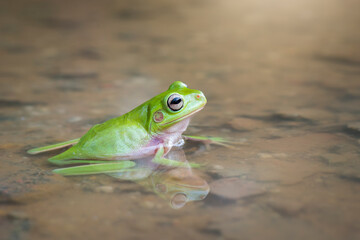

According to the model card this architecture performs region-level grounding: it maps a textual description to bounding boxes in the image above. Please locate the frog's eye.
[167,94,184,111]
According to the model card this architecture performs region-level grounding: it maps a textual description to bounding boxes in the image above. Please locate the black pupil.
[171,97,182,105]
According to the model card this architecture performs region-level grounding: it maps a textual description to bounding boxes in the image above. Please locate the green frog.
[28,81,229,174]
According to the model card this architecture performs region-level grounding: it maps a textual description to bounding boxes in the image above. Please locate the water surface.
[1,0,360,239]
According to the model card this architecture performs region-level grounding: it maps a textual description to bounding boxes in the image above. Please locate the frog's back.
[49,115,151,161]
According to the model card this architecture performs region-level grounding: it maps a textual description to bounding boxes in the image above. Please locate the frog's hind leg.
[183,135,238,149]
[48,158,122,166]
[27,138,80,155]
[53,161,136,176]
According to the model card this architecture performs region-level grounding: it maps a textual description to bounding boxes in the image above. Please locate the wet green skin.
[29,81,228,172]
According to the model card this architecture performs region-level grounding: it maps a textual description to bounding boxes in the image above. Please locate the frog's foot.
[27,138,80,154]
[183,135,239,150]
[152,146,203,168]
[53,161,136,176]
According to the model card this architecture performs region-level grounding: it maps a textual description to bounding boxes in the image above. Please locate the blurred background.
[0,0,359,239]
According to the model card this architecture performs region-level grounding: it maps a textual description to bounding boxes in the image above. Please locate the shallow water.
[1,0,360,239]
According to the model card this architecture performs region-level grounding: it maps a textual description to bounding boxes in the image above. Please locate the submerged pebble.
[267,198,304,217]
[211,164,224,170]
[95,186,114,193]
[68,116,83,122]
[7,211,29,220]
[209,177,267,200]
[346,122,360,132]
[257,153,288,159]
[321,153,347,164]
[228,117,264,131]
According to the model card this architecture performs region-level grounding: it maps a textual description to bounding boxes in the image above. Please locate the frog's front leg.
[152,146,201,168]
[183,135,236,149]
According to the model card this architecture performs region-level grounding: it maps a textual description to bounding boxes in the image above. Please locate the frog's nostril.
[195,92,206,102]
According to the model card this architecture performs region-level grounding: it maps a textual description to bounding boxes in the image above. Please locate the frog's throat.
[160,106,204,127]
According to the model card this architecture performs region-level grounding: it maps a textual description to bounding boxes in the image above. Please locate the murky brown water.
[1,0,360,239]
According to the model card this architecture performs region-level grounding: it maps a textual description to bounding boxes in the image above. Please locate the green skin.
[28,81,229,175]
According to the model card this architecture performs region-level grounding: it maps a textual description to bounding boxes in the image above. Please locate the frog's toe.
[209,137,246,150]
[189,162,204,168]
[183,135,241,149]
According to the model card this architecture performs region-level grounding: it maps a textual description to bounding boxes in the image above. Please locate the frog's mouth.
[161,105,205,126]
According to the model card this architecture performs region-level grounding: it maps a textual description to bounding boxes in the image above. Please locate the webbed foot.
[183,135,240,150]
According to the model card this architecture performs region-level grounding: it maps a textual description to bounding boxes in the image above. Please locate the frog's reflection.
[108,148,209,209]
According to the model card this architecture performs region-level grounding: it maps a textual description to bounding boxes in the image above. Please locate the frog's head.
[148,81,207,134]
